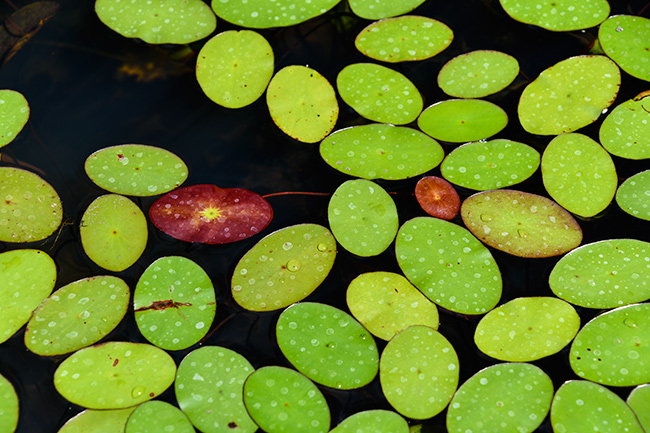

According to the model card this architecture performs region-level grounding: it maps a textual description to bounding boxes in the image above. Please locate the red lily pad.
[149,184,273,244]
[415,176,460,220]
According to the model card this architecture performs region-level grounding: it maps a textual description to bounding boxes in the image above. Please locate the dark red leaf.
[415,176,460,220]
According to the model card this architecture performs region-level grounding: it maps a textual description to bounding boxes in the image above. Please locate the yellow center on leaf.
[199,206,223,222]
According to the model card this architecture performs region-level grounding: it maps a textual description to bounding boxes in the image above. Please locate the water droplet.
[624,318,638,328]
[317,243,328,252]
[517,229,528,239]
[335,382,343,389]
[480,214,493,222]
[131,386,145,398]
[286,259,301,272]
[326,341,336,349]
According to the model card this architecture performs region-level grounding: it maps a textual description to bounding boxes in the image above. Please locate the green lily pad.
[569,303,650,387]
[616,169,650,220]
[125,401,194,433]
[232,224,336,311]
[446,363,553,433]
[474,297,580,361]
[518,55,620,135]
[337,63,423,125]
[380,325,459,419]
[395,217,502,315]
[267,65,338,143]
[320,124,444,180]
[414,176,460,220]
[134,256,216,351]
[0,249,56,343]
[355,16,453,63]
[461,190,583,258]
[84,144,188,196]
[541,133,617,217]
[600,91,650,159]
[243,366,330,433]
[627,384,650,432]
[175,346,256,433]
[0,374,18,433]
[551,380,645,433]
[499,0,609,31]
[330,410,409,433]
[0,167,63,243]
[25,276,130,356]
[57,408,136,433]
[438,50,519,98]
[0,89,29,148]
[549,239,650,308]
[54,341,176,409]
[441,139,540,190]
[211,0,341,28]
[80,194,147,272]
[346,271,439,341]
[599,15,650,82]
[328,179,398,257]
[196,30,274,109]
[417,99,508,143]
[349,0,426,20]
[95,0,216,44]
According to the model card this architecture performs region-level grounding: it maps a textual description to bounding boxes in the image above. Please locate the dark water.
[0,0,649,431]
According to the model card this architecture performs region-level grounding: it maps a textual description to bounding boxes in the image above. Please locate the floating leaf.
[347,271,439,341]
[348,0,426,20]
[569,303,650,387]
[320,124,444,180]
[417,99,508,143]
[124,401,194,433]
[57,408,136,433]
[461,190,583,258]
[441,139,540,191]
[414,176,460,220]
[134,256,216,351]
[328,179,398,256]
[232,224,336,311]
[616,169,650,221]
[600,91,650,159]
[0,89,29,148]
[276,302,378,389]
[175,346,256,433]
[518,55,620,135]
[243,366,330,433]
[380,325,459,419]
[25,276,129,356]
[149,184,272,244]
[599,15,650,82]
[80,194,147,272]
[0,167,62,243]
[474,297,580,362]
[0,249,56,343]
[211,0,340,28]
[330,410,408,433]
[0,374,18,433]
[498,0,609,31]
[396,217,502,315]
[337,63,423,124]
[355,16,453,63]
[627,384,650,432]
[438,50,519,98]
[196,30,274,109]
[446,363,553,433]
[266,66,338,143]
[541,133,617,217]
[84,144,188,196]
[549,239,650,308]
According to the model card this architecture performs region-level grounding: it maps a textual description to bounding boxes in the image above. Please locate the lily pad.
[518,55,620,135]
[414,176,460,220]
[276,302,379,389]
[395,217,502,315]
[330,410,409,433]
[380,325,459,419]
[627,384,650,432]
[53,341,176,409]
[600,91,650,159]
[211,0,341,28]
[0,249,56,344]
[320,124,444,180]
[438,50,519,98]
[441,139,540,190]
[80,194,147,272]
[348,0,426,20]
[337,63,423,125]
[328,179,398,257]
[25,275,130,356]
[124,401,194,433]
[0,374,18,433]
[569,303,650,387]
[95,0,216,44]
[243,366,330,433]
[346,271,439,341]
[134,256,216,351]
[616,169,650,221]
[149,184,273,244]
[474,297,580,361]
[0,167,63,243]
[498,0,610,31]
[417,99,508,143]
[175,346,256,433]
[549,239,650,308]
[461,190,583,258]
[0,89,29,148]
[355,16,453,63]
[232,224,336,311]
[599,15,650,82]
[57,408,136,433]
[84,144,188,196]
[266,65,338,143]
[446,363,553,433]
[541,133,617,217]
[196,30,274,109]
